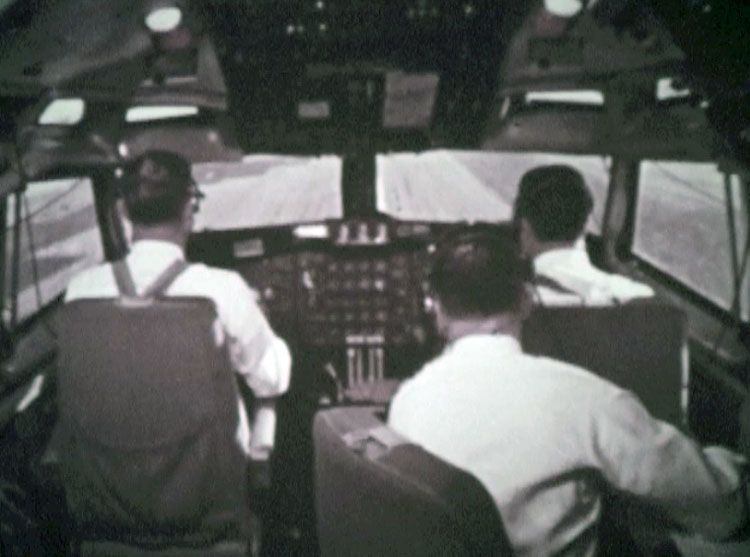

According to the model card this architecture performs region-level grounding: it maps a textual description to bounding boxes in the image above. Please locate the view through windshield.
[192,150,609,232]
[634,161,749,321]
[3,178,102,326]
[5,151,744,326]
[377,150,609,232]
[192,155,343,231]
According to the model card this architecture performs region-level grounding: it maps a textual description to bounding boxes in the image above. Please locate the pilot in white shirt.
[388,232,746,556]
[513,165,654,305]
[65,150,291,456]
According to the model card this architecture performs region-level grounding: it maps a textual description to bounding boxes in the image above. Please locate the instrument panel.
[297,250,424,346]
[232,245,431,388]
[234,246,428,349]
[188,219,510,386]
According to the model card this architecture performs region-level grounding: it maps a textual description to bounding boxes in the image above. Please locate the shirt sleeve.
[221,273,291,398]
[591,390,747,540]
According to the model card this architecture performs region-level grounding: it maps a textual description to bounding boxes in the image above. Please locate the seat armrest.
[1,325,57,390]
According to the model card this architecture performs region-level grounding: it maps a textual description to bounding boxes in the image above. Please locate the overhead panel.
[202,0,507,152]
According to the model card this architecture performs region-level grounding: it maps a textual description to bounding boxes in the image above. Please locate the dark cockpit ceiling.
[0,0,748,167]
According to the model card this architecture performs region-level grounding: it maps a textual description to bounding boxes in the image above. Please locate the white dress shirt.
[533,245,654,306]
[388,334,746,556]
[65,240,291,456]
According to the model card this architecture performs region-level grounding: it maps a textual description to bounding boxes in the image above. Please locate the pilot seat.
[313,405,513,556]
[54,260,255,556]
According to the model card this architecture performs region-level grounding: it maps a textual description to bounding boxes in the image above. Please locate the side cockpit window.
[634,161,749,321]
[3,177,103,328]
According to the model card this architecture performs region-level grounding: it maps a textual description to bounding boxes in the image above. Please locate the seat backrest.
[56,296,249,544]
[313,406,513,557]
[522,301,688,426]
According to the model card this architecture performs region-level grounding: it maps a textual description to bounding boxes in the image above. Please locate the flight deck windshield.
[376,150,609,232]
[191,150,610,232]
[192,155,343,231]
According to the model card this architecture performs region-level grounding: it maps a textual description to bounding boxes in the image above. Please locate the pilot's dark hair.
[429,231,530,318]
[513,165,593,242]
[121,150,195,225]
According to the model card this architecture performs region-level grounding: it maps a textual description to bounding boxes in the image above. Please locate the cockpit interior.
[0,1,748,555]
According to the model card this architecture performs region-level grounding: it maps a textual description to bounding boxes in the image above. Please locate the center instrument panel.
[188,218,509,387]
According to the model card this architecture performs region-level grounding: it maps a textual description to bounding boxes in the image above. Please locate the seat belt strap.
[112,259,188,299]
[142,259,189,298]
[112,260,137,297]
[533,274,577,295]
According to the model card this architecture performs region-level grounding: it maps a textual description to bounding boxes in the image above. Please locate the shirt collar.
[129,240,185,261]
[533,244,591,275]
[447,333,522,357]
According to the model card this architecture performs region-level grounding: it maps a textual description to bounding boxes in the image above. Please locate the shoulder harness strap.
[142,259,189,298]
[533,273,576,295]
[112,260,137,297]
[531,273,587,306]
[112,259,189,299]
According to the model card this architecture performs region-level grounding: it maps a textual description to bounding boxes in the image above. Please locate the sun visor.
[17,104,241,181]
[482,100,720,160]
[119,116,242,163]
[482,103,605,154]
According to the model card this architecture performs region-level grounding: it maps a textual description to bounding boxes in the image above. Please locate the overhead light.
[543,0,584,17]
[525,90,604,106]
[656,77,691,101]
[126,105,198,122]
[38,98,85,125]
[145,5,182,33]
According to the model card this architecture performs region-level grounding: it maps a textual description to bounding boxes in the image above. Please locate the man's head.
[120,150,201,243]
[513,165,592,257]
[428,231,531,340]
